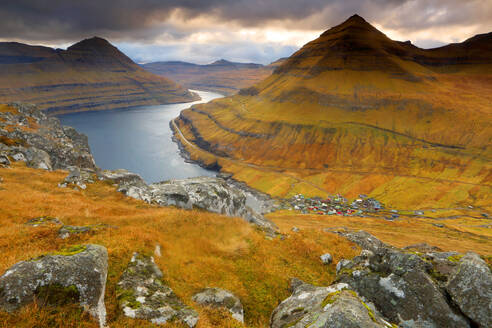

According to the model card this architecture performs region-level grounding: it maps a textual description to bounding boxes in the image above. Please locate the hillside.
[142,59,276,95]
[0,37,198,114]
[173,15,492,209]
[1,102,490,327]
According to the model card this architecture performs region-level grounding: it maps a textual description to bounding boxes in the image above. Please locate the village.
[287,193,403,220]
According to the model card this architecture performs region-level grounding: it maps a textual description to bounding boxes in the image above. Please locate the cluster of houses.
[289,193,385,217]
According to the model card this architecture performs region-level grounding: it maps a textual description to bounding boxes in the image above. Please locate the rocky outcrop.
[117,253,198,327]
[58,167,96,189]
[0,244,108,327]
[0,103,96,170]
[192,287,244,323]
[332,229,488,328]
[446,253,492,327]
[98,170,278,233]
[320,253,333,265]
[270,278,392,328]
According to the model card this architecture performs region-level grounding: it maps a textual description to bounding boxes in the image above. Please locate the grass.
[0,163,359,327]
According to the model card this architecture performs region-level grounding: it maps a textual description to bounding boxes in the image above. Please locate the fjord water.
[58,90,223,183]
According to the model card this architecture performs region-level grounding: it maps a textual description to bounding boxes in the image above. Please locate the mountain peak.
[210,59,233,66]
[67,37,114,52]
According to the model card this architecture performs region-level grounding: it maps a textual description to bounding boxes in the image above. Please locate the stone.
[333,230,471,328]
[25,216,63,227]
[12,153,25,162]
[320,253,333,265]
[403,243,442,253]
[117,253,198,327]
[270,279,391,328]
[59,167,95,189]
[192,287,244,323]
[446,252,492,328]
[291,226,300,232]
[0,153,10,167]
[58,225,93,239]
[0,244,108,327]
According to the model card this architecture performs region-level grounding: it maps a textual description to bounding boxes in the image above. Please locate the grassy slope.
[174,17,492,209]
[0,164,490,327]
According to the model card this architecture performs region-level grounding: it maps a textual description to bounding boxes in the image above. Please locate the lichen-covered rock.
[0,103,96,170]
[0,244,108,327]
[446,252,492,328]
[58,167,95,189]
[117,253,198,327]
[58,224,111,239]
[0,153,10,167]
[107,173,278,233]
[320,253,333,265]
[192,287,244,323]
[333,230,471,328]
[270,278,391,328]
[25,216,63,227]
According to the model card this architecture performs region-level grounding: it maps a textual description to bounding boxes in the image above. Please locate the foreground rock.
[0,244,108,327]
[192,287,244,323]
[117,253,198,327]
[333,229,485,328]
[0,103,95,170]
[270,278,392,328]
[446,252,492,327]
[100,170,277,233]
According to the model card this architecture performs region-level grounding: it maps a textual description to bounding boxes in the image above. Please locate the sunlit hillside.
[174,15,492,209]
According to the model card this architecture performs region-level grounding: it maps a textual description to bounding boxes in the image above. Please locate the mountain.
[173,15,492,209]
[142,59,275,95]
[0,37,198,114]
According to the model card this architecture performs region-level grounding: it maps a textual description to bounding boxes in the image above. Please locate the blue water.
[58,90,223,183]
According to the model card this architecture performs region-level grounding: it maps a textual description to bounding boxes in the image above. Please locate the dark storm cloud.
[1,0,490,42]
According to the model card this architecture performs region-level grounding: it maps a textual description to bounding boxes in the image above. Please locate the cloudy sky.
[1,0,491,64]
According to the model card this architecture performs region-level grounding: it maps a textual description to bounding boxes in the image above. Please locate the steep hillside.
[174,15,492,208]
[0,37,198,114]
[143,59,275,95]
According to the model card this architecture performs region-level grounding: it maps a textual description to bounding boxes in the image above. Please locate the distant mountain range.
[142,58,286,95]
[0,37,198,114]
[174,14,492,209]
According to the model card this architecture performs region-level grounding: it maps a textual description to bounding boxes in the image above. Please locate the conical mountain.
[0,37,198,113]
[174,15,492,208]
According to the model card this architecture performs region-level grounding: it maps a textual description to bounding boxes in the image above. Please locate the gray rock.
[270,279,391,328]
[446,252,492,328]
[0,153,10,167]
[58,225,92,239]
[0,244,108,327]
[59,167,95,189]
[25,216,63,227]
[98,169,147,189]
[117,253,198,327]
[320,253,333,265]
[0,103,96,170]
[192,287,244,323]
[333,230,471,328]
[291,227,300,232]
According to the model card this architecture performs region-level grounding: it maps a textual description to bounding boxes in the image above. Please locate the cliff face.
[0,37,199,114]
[174,15,492,207]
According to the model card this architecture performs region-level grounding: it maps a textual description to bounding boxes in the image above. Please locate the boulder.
[446,252,492,328]
[333,230,471,328]
[270,279,392,328]
[192,287,244,323]
[0,244,108,327]
[117,253,198,327]
[59,167,95,189]
[58,225,92,239]
[25,216,63,227]
[0,153,10,167]
[98,169,147,189]
[320,253,333,265]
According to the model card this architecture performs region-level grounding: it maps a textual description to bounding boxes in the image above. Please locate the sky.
[1,0,491,64]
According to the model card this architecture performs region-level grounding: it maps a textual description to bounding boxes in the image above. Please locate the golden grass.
[0,163,359,327]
